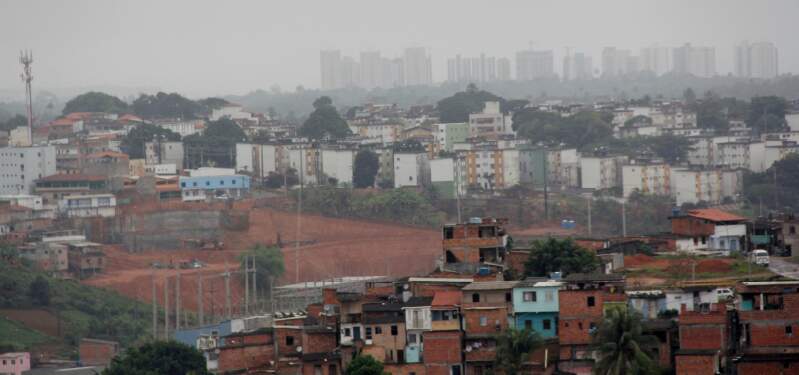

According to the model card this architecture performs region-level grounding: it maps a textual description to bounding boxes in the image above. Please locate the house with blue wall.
[179,168,251,202]
[512,278,563,338]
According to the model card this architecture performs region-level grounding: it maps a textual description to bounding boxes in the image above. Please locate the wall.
[79,340,119,366]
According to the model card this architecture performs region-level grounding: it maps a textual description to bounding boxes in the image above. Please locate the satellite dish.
[296,346,303,353]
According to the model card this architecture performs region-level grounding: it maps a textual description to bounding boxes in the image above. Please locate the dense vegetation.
[495,328,543,375]
[524,238,599,277]
[62,92,129,115]
[743,153,799,213]
[0,253,152,350]
[298,96,351,140]
[238,244,285,301]
[0,114,27,132]
[345,355,388,375]
[103,341,210,375]
[120,123,181,159]
[353,150,380,188]
[593,306,660,375]
[184,118,247,168]
[297,187,445,227]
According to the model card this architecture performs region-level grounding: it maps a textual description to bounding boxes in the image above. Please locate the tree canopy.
[495,328,543,375]
[28,276,50,306]
[120,123,181,159]
[132,92,204,119]
[514,109,613,150]
[743,153,799,212]
[0,114,27,132]
[353,150,379,188]
[345,355,388,375]
[298,96,351,140]
[747,96,788,135]
[103,340,210,375]
[523,238,599,277]
[184,118,246,168]
[436,84,506,123]
[593,306,659,375]
[63,92,129,115]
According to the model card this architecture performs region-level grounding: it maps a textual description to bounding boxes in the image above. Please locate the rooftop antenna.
[19,50,34,146]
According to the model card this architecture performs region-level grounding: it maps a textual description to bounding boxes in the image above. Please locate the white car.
[716,288,734,301]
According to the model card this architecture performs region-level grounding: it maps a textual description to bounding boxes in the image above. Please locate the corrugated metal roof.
[462,281,519,291]
[686,208,746,222]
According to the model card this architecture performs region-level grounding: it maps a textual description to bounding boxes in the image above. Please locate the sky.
[0,0,797,98]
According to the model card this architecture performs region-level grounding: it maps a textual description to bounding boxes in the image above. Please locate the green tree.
[103,340,210,375]
[644,134,695,163]
[523,238,599,277]
[0,115,27,132]
[345,355,388,375]
[183,118,246,168]
[495,328,543,375]
[682,87,696,106]
[695,91,728,133]
[120,123,181,159]
[743,153,799,212]
[28,276,50,306]
[299,97,351,140]
[63,92,129,114]
[239,244,284,300]
[436,84,507,123]
[132,92,203,119]
[747,96,788,135]
[353,150,379,188]
[204,118,247,141]
[593,307,659,375]
[514,109,613,150]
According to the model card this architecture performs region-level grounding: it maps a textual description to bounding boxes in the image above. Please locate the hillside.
[0,260,152,357]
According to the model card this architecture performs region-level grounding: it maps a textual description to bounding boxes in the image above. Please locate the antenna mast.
[20,50,34,146]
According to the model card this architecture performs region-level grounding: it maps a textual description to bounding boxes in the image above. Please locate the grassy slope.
[0,316,53,350]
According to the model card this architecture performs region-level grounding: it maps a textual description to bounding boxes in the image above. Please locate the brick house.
[557,273,626,375]
[674,303,729,375]
[670,208,747,253]
[460,281,518,375]
[442,218,509,270]
[733,281,799,374]
[217,329,276,373]
[423,330,463,375]
[360,299,407,365]
[403,296,434,364]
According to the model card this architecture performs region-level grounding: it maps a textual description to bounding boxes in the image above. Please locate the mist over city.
[1,1,799,375]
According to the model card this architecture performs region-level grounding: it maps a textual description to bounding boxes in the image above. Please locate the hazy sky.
[1,0,797,98]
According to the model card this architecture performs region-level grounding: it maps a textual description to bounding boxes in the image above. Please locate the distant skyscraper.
[447,53,500,83]
[563,51,593,81]
[673,43,716,78]
[339,56,360,88]
[735,41,778,79]
[515,48,554,80]
[320,50,342,90]
[384,58,405,87]
[640,45,672,76]
[601,47,635,77]
[403,47,432,86]
[497,58,511,81]
[360,51,383,89]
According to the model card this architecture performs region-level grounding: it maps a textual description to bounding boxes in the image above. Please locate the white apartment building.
[673,43,716,78]
[468,101,514,139]
[144,164,177,175]
[144,141,184,169]
[622,162,672,198]
[734,41,779,79]
[152,119,204,138]
[394,152,430,188]
[547,148,580,188]
[320,148,356,186]
[57,193,116,218]
[0,146,57,195]
[235,143,290,179]
[764,140,799,168]
[349,123,403,144]
[580,155,628,190]
[210,105,255,122]
[0,194,43,210]
[403,47,433,86]
[456,146,520,192]
[671,168,742,205]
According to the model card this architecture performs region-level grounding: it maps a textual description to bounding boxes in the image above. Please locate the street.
[769,257,799,280]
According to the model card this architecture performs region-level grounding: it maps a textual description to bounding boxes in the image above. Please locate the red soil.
[0,309,60,337]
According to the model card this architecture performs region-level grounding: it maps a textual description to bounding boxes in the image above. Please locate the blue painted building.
[173,319,240,348]
[179,170,251,201]
[512,278,563,338]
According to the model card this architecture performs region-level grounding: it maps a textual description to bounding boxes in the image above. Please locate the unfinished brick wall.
[218,341,275,373]
[675,354,717,375]
[462,306,508,335]
[274,327,303,358]
[671,217,715,237]
[558,290,605,346]
[678,304,728,351]
[422,331,462,364]
[302,331,338,354]
[737,361,799,375]
[79,340,118,366]
[384,363,426,375]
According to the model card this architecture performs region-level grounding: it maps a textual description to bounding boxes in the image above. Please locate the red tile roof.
[431,291,461,308]
[85,151,129,159]
[51,118,75,126]
[686,208,746,222]
[65,112,94,120]
[118,114,143,122]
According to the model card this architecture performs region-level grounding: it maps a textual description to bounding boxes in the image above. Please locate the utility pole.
[455,155,462,223]
[252,260,257,313]
[163,276,169,340]
[543,154,549,221]
[19,50,33,146]
[175,273,181,330]
[225,262,232,319]
[197,273,204,326]
[586,195,592,237]
[151,270,157,340]
[245,256,250,315]
[621,200,627,237]
[295,146,303,283]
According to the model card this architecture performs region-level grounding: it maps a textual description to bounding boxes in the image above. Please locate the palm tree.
[593,306,660,375]
[495,327,543,375]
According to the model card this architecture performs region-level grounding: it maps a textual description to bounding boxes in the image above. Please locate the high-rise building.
[673,43,716,78]
[403,47,432,86]
[0,145,56,195]
[320,50,342,90]
[360,51,383,89]
[563,51,593,81]
[447,53,500,83]
[735,41,778,79]
[497,58,511,81]
[382,57,404,88]
[339,56,360,88]
[601,47,636,77]
[515,49,554,80]
[640,45,672,76]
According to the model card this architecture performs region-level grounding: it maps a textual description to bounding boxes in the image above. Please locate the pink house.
[0,352,30,375]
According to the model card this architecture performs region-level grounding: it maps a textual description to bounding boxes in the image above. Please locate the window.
[314,365,322,375]
[525,320,532,329]
[286,336,294,346]
[480,316,488,326]
[523,291,537,302]
[206,181,210,186]
[472,293,480,303]
[589,322,597,332]
[366,327,372,339]
[329,364,337,375]
[181,182,186,187]
[505,292,512,302]
[787,325,794,336]
[408,333,417,343]
[220,180,224,185]
[543,319,552,330]
[791,226,796,235]
[344,328,351,337]
[193,182,198,187]
[391,325,398,336]
[578,322,583,330]
[375,326,382,335]
[587,296,595,307]
[232,179,236,185]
